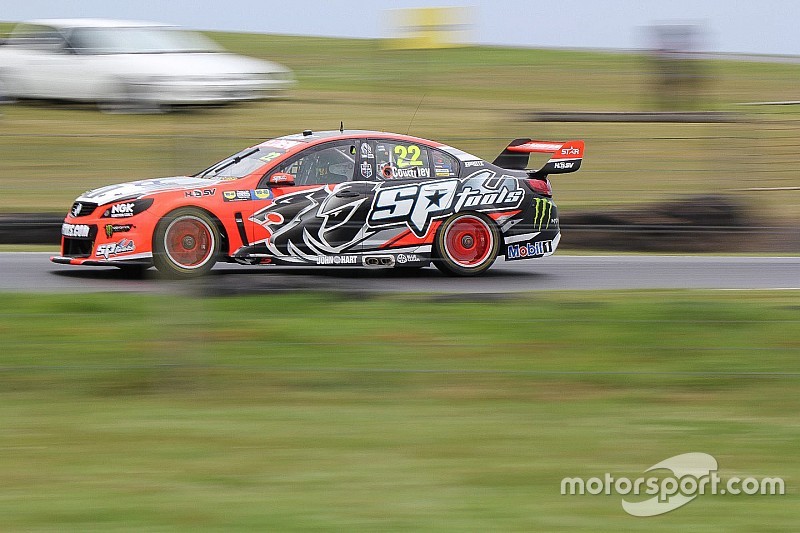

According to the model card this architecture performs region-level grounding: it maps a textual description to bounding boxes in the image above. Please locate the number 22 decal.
[394,145,423,168]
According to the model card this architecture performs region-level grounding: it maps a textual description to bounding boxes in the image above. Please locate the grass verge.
[0,290,797,530]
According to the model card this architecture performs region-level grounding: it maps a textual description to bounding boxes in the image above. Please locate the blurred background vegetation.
[1,26,799,222]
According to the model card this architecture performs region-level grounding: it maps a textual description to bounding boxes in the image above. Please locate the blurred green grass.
[0,30,799,219]
[0,290,797,530]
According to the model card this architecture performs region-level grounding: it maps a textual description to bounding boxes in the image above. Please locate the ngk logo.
[111,203,134,215]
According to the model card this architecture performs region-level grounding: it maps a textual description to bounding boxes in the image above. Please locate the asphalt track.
[0,252,797,294]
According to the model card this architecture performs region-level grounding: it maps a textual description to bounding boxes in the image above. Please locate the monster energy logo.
[533,198,553,230]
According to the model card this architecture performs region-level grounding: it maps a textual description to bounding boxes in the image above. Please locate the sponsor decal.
[70,203,83,217]
[369,171,524,237]
[464,160,484,167]
[388,166,431,179]
[62,223,91,238]
[396,253,421,264]
[315,255,358,265]
[533,198,554,230]
[109,202,134,218]
[185,188,216,198]
[260,139,300,150]
[360,143,374,159]
[360,161,373,179]
[101,198,153,219]
[223,190,253,202]
[507,240,553,259]
[258,151,283,163]
[104,224,132,238]
[561,146,580,156]
[553,161,574,170]
[394,144,424,168]
[96,239,135,259]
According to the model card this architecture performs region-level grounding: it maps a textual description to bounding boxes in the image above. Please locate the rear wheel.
[433,213,500,276]
[153,208,220,278]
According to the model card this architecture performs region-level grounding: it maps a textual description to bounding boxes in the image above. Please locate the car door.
[361,139,461,248]
[251,140,369,260]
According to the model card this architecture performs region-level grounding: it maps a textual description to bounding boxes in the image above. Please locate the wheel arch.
[432,210,504,255]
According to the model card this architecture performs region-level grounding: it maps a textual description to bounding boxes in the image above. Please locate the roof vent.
[302,130,313,136]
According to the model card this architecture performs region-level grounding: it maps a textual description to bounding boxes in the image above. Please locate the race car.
[52,130,583,277]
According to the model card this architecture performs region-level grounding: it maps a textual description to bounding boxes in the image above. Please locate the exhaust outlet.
[363,255,395,268]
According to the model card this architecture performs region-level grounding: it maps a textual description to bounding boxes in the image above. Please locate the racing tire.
[153,208,220,278]
[433,212,500,276]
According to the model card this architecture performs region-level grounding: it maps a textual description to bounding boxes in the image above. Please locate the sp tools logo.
[368,172,524,237]
[95,239,135,259]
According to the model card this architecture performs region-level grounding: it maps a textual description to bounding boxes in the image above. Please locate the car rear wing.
[492,138,584,177]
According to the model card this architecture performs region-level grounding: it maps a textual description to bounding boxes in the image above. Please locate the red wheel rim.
[164,216,214,269]
[443,215,493,267]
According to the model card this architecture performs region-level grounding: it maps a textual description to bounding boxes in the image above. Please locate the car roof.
[26,19,172,30]
[272,130,482,162]
[278,130,444,146]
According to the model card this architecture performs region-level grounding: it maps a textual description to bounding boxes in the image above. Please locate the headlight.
[101,198,154,219]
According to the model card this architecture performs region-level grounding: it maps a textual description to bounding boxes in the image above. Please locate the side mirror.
[268,172,295,186]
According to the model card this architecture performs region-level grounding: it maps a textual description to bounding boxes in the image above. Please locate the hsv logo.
[185,189,216,198]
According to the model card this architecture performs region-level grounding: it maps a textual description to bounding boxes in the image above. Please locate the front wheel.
[433,213,500,276]
[153,208,220,278]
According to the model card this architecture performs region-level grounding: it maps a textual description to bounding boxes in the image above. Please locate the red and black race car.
[52,130,583,277]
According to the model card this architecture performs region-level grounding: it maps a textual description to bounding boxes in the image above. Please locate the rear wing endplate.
[492,138,584,176]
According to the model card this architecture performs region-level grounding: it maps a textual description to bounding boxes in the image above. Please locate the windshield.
[67,26,222,54]
[196,139,303,179]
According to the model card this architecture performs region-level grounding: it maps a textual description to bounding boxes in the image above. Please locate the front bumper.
[55,217,154,267]
[51,256,152,267]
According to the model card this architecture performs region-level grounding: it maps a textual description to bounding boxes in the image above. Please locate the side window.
[266,142,357,186]
[431,149,459,178]
[374,141,432,180]
[9,25,65,51]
